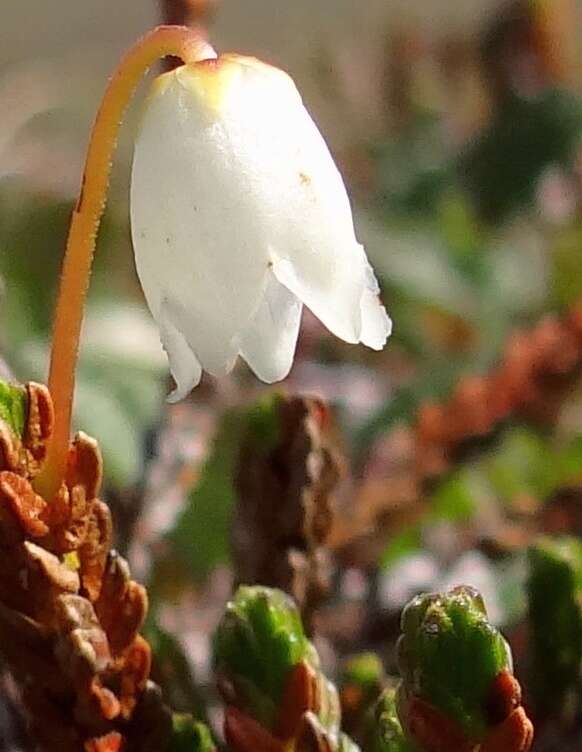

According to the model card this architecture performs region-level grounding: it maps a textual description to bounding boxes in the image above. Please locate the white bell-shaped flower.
[130,54,391,401]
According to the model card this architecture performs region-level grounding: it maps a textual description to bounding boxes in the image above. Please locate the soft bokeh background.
[2,0,580,481]
[1,1,582,748]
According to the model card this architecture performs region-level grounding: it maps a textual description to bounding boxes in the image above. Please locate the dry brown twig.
[332,304,582,564]
[232,396,348,632]
[0,383,170,752]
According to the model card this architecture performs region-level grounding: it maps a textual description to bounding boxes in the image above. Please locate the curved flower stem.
[35,25,216,500]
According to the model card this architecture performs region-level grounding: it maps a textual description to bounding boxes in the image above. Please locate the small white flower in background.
[130,53,391,401]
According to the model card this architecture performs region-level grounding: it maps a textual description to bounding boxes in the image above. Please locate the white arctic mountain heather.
[130,54,391,401]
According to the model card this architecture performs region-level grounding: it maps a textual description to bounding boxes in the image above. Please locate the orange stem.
[35,25,215,500]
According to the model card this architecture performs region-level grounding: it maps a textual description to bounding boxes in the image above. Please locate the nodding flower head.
[130,53,391,401]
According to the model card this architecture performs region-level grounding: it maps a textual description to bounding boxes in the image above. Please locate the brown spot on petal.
[299,172,312,186]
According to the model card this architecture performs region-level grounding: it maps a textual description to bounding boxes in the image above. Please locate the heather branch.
[332,304,582,562]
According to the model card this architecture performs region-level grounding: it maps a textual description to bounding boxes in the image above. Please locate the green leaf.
[367,690,418,752]
[213,586,313,729]
[0,380,27,437]
[527,537,582,714]
[397,586,512,736]
[170,715,215,752]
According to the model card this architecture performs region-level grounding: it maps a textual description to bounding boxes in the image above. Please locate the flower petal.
[159,301,202,403]
[271,255,362,344]
[239,271,303,383]
[130,62,272,377]
[360,288,392,350]
[359,262,392,350]
[163,296,239,378]
[212,61,384,346]
[131,53,391,397]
